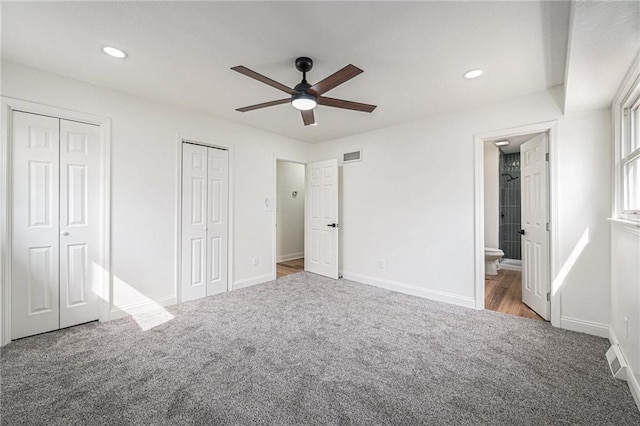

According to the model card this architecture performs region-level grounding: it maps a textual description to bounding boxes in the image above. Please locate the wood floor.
[485,269,544,321]
[277,258,304,278]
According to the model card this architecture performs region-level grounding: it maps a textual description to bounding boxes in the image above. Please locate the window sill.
[608,217,640,229]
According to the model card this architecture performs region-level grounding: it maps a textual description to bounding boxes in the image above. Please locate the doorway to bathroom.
[475,122,559,325]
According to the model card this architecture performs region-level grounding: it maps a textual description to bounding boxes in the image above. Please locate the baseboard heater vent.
[606,345,628,380]
[342,150,362,164]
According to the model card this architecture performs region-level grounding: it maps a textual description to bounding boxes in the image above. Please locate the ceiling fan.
[231,57,377,126]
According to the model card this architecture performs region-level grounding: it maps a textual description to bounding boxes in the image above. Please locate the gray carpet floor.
[1,272,639,425]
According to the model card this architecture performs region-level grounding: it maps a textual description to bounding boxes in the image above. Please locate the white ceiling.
[2,1,571,143]
[564,1,640,114]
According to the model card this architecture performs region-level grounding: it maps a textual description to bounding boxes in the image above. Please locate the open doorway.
[480,128,554,322]
[276,160,305,278]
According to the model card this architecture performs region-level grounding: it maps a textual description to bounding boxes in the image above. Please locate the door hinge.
[546,222,550,232]
[546,292,551,302]
[545,152,549,162]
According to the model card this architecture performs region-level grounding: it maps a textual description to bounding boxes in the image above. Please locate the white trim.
[609,327,640,411]
[473,120,560,326]
[175,133,234,300]
[233,273,274,290]
[560,316,609,338]
[613,50,640,219]
[499,263,522,272]
[608,217,640,233]
[109,296,177,321]
[0,97,111,346]
[276,252,304,263]
[272,156,308,279]
[342,271,476,309]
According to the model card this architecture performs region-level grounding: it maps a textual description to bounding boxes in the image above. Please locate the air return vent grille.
[342,150,362,164]
[606,345,628,380]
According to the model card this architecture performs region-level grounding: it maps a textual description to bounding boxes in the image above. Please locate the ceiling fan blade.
[236,98,290,112]
[317,96,377,113]
[231,65,297,95]
[308,64,363,96]
[301,109,315,126]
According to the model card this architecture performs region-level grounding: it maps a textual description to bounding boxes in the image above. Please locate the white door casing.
[305,159,339,279]
[59,119,100,328]
[181,143,228,302]
[521,133,550,320]
[11,112,61,339]
[181,143,208,302]
[206,148,228,296]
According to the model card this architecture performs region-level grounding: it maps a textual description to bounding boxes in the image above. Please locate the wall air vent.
[606,345,628,380]
[342,150,362,164]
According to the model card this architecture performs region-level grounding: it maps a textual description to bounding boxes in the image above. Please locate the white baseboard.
[110,296,177,321]
[276,252,304,263]
[499,264,521,271]
[341,271,476,309]
[232,273,275,290]
[609,327,640,412]
[560,316,609,338]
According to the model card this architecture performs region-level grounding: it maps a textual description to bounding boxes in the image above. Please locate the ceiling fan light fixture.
[291,92,317,111]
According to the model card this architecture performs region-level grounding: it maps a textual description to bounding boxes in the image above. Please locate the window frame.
[613,54,640,222]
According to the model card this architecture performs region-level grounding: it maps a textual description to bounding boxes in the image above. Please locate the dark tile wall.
[499,152,521,260]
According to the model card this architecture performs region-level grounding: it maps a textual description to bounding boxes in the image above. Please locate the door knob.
[61,231,69,236]
[518,229,525,235]
[327,223,339,228]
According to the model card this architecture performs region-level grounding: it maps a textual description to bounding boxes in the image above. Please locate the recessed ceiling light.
[494,140,510,147]
[464,69,483,79]
[102,46,127,59]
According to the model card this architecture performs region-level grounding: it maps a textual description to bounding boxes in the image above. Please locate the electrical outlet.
[624,317,629,338]
[378,259,385,269]
[252,257,259,266]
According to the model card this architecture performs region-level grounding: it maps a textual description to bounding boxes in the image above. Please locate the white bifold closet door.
[181,143,228,302]
[11,111,100,340]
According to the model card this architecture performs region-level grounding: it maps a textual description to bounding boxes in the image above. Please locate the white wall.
[610,222,640,406]
[310,87,612,335]
[276,161,305,262]
[1,61,310,320]
[556,109,611,336]
[483,143,500,249]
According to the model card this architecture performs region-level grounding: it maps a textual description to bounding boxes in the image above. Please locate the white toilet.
[485,247,505,275]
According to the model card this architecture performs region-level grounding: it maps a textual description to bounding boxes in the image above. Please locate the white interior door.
[11,112,61,339]
[305,159,339,279]
[59,119,100,328]
[206,148,228,296]
[521,133,550,320]
[181,143,228,302]
[181,143,208,302]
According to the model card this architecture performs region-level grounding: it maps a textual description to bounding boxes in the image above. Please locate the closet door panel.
[181,143,208,302]
[11,112,61,339]
[206,148,228,296]
[59,119,100,328]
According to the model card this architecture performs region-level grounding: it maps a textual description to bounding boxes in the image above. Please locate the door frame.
[0,97,112,346]
[175,134,233,302]
[271,156,308,280]
[473,120,560,327]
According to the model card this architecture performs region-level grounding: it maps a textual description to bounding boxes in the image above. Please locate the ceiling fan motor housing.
[295,57,313,73]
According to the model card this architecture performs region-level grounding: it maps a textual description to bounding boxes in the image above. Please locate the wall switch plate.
[624,317,629,338]
[264,197,272,211]
[378,259,385,269]
[252,257,259,266]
